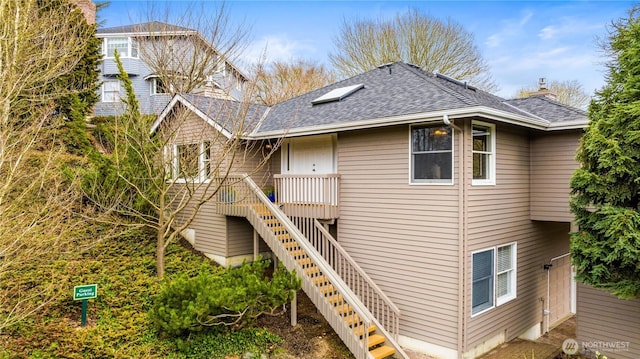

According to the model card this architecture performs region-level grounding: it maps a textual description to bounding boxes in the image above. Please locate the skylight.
[311,84,364,105]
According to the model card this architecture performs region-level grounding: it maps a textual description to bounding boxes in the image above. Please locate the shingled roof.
[97,21,196,35]
[155,62,588,138]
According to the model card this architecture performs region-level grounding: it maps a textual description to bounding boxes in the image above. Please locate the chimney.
[69,0,96,25]
[527,77,557,101]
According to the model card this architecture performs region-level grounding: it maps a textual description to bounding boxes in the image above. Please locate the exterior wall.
[576,283,640,359]
[465,122,572,353]
[337,124,461,351]
[530,130,582,221]
[165,108,270,258]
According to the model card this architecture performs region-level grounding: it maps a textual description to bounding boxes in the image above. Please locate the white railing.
[217,174,372,359]
[274,174,340,218]
[292,217,402,342]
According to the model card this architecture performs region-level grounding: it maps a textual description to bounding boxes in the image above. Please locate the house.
[95,21,248,116]
[152,62,587,359]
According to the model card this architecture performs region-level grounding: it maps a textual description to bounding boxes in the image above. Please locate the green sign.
[73,284,97,300]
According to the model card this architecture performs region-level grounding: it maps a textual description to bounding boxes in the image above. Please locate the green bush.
[149,258,301,336]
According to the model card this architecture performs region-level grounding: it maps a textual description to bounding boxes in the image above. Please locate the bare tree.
[84,52,277,279]
[0,0,98,331]
[252,60,336,106]
[514,79,591,109]
[136,2,251,97]
[330,8,497,92]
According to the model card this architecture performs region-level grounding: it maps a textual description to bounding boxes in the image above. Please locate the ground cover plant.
[0,231,287,359]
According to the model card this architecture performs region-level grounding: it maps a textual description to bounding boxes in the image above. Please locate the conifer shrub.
[149,258,301,336]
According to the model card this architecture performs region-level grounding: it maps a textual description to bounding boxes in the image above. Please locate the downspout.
[445,115,466,358]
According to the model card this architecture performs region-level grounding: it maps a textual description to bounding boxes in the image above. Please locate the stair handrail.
[312,219,401,338]
[234,174,376,359]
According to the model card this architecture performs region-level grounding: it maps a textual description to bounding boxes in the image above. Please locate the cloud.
[538,18,602,40]
[485,9,534,48]
[243,34,317,65]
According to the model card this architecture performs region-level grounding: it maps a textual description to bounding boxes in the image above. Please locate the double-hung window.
[151,78,168,95]
[411,125,453,184]
[172,142,212,182]
[472,242,517,315]
[104,37,138,58]
[472,121,495,185]
[102,80,120,102]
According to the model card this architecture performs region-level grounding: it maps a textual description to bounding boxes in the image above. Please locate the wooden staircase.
[219,175,408,359]
[254,204,398,359]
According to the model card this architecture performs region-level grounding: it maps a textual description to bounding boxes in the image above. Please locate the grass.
[0,229,283,359]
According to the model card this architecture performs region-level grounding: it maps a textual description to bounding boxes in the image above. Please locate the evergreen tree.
[570,6,640,299]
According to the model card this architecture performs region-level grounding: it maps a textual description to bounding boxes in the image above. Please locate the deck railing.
[216,174,373,359]
[274,174,340,218]
[292,217,402,343]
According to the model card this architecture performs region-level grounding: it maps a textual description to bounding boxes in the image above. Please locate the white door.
[281,135,335,203]
[282,134,335,174]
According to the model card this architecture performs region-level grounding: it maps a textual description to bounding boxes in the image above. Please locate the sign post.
[73,284,97,327]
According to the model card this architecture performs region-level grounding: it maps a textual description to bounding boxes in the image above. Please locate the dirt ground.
[256,290,354,359]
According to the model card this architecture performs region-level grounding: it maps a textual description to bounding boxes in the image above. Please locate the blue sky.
[99,1,635,98]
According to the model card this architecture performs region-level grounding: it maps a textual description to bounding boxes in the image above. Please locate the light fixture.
[433,128,449,136]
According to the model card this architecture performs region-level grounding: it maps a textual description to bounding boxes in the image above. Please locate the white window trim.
[103,37,138,59]
[170,142,211,183]
[471,120,496,186]
[471,242,517,317]
[409,123,455,186]
[101,80,120,102]
[150,77,167,96]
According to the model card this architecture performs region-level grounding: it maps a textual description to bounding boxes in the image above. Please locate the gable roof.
[152,94,269,137]
[155,62,588,139]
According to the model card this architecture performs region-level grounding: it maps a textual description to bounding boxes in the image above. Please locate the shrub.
[177,328,283,359]
[149,258,301,336]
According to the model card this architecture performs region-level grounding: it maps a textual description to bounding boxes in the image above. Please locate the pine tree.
[570,6,640,299]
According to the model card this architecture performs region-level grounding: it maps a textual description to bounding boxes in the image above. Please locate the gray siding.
[466,123,571,349]
[337,125,461,351]
[530,131,582,221]
[577,284,640,359]
[226,217,254,257]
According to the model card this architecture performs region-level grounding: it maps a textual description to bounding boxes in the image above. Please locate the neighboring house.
[95,21,248,116]
[152,62,587,359]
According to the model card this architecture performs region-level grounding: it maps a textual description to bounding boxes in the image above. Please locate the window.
[472,243,517,315]
[172,142,211,181]
[151,78,168,95]
[102,80,120,102]
[411,125,453,184]
[104,37,138,58]
[472,121,495,185]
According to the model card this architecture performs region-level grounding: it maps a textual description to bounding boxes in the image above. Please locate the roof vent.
[311,84,364,105]
[435,73,476,91]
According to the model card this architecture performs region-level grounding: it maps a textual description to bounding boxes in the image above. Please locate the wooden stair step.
[312,275,329,286]
[305,266,320,276]
[277,233,293,241]
[326,293,343,304]
[365,334,385,348]
[297,257,313,266]
[336,303,352,315]
[283,241,299,250]
[343,313,361,327]
[319,284,336,294]
[369,345,395,359]
[290,249,306,258]
[353,324,376,337]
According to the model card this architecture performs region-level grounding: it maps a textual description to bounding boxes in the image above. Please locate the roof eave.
[246,106,553,139]
[151,94,233,139]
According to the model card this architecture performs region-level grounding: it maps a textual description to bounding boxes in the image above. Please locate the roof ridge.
[398,63,478,106]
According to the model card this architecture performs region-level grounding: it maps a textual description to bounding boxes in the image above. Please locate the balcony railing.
[274,174,340,219]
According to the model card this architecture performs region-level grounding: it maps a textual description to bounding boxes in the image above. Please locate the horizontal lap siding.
[577,284,640,359]
[226,217,254,257]
[530,131,581,221]
[338,125,460,350]
[466,124,571,349]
